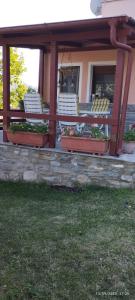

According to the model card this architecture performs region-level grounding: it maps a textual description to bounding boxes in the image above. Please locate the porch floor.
[0,130,135,162]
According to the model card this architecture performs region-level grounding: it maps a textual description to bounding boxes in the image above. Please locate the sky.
[0,0,94,88]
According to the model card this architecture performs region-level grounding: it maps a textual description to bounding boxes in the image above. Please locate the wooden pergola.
[1,15,135,156]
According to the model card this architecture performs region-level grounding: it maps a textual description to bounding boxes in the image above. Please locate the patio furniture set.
[7,93,111,155]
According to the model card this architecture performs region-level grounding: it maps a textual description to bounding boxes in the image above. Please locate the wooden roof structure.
[0,16,135,50]
[1,15,135,155]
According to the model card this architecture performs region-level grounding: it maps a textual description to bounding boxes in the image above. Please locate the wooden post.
[109,49,125,155]
[49,42,58,148]
[117,51,133,153]
[3,45,10,142]
[38,49,44,97]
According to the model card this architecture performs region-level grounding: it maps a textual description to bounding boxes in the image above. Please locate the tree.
[0,47,27,108]
[27,86,37,94]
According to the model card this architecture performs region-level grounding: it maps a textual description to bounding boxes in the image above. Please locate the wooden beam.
[13,45,45,49]
[8,110,113,125]
[58,45,114,52]
[122,24,135,36]
[0,29,110,46]
[3,45,10,142]
[0,16,128,35]
[58,41,83,47]
[49,42,58,148]
[109,49,125,155]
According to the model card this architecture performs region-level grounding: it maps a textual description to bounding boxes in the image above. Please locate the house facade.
[102,0,135,19]
[1,13,135,154]
[42,0,135,129]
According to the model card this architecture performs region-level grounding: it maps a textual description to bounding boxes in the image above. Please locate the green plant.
[0,48,27,109]
[90,127,108,139]
[62,126,108,139]
[124,129,135,142]
[9,122,48,134]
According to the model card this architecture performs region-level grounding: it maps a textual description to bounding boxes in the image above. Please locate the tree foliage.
[0,47,27,108]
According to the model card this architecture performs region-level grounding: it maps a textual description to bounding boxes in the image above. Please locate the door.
[91,65,116,102]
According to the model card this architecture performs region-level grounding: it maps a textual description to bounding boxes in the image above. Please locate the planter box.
[123,141,135,154]
[61,136,109,154]
[7,131,49,147]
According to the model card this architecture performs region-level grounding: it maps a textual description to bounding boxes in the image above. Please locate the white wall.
[102,0,135,18]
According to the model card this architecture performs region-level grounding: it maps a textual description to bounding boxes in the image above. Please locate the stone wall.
[0,143,135,188]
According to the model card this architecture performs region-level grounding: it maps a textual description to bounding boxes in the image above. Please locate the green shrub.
[9,122,48,134]
[124,129,135,142]
[90,127,108,139]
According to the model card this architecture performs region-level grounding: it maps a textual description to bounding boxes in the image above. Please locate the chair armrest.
[43,108,49,113]
[79,110,90,114]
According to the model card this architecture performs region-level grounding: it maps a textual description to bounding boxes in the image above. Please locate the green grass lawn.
[0,182,135,300]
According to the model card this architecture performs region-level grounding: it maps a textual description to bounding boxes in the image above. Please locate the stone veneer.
[0,143,135,188]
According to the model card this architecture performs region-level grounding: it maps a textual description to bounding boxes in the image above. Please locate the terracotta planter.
[61,136,109,154]
[123,141,135,154]
[7,131,49,147]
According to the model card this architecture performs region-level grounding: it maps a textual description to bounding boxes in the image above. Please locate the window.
[59,66,80,94]
[92,65,116,102]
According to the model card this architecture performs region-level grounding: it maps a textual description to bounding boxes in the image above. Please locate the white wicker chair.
[23,93,46,124]
[57,94,79,128]
[90,98,110,136]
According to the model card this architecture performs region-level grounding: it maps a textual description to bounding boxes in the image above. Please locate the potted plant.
[123,127,135,154]
[7,122,49,147]
[61,127,109,154]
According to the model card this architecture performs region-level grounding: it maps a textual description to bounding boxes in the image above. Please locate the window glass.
[59,66,80,94]
[92,65,116,102]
